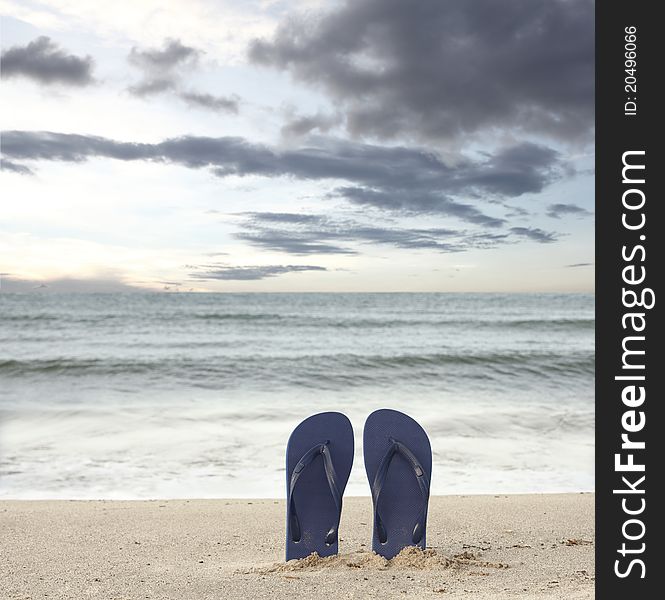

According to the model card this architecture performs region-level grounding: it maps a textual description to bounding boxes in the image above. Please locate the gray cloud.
[546,203,592,219]
[1,159,33,175]
[282,111,341,137]
[128,77,177,97]
[565,262,593,268]
[335,187,506,227]
[504,205,530,218]
[241,212,324,225]
[234,212,356,254]
[179,91,240,113]
[471,144,562,196]
[128,39,199,72]
[128,39,198,97]
[189,264,327,280]
[127,39,238,112]
[509,227,558,243]
[2,131,564,226]
[236,231,355,255]
[1,36,94,86]
[249,0,593,143]
[0,275,142,293]
[234,212,532,255]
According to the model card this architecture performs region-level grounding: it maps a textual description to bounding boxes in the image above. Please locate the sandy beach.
[0,493,593,599]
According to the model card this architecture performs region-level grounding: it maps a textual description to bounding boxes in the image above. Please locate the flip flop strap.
[371,438,430,545]
[289,441,342,545]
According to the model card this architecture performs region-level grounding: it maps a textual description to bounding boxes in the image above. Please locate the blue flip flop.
[363,408,432,559]
[285,411,354,561]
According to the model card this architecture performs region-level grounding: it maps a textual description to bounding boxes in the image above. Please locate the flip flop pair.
[285,409,432,560]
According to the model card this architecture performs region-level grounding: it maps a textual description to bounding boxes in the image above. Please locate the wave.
[192,313,286,322]
[2,312,594,328]
[311,317,595,329]
[0,351,594,387]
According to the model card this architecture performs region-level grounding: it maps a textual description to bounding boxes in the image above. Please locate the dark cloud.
[565,262,594,268]
[2,131,155,162]
[189,264,327,280]
[1,159,33,175]
[546,203,592,219]
[509,227,558,243]
[1,36,94,86]
[249,0,594,143]
[179,91,240,113]
[2,131,564,226]
[471,144,562,196]
[234,212,522,255]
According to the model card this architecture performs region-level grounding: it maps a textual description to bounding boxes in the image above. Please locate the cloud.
[509,227,558,243]
[249,0,594,143]
[0,159,33,175]
[128,77,177,97]
[128,38,200,72]
[565,262,593,268]
[2,131,565,226]
[282,111,341,137]
[546,203,592,219]
[240,212,324,225]
[234,212,533,255]
[0,275,143,293]
[126,38,239,112]
[236,231,356,255]
[334,187,506,227]
[471,144,563,196]
[127,38,198,97]
[179,91,240,113]
[503,205,530,218]
[1,36,94,86]
[189,264,327,280]
[234,212,356,255]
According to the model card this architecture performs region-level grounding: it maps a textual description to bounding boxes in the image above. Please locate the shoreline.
[1,493,594,599]
[0,490,596,501]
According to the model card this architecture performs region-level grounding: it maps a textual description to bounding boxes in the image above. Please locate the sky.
[0,0,594,293]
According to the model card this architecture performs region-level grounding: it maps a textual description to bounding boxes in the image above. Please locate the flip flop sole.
[363,408,432,559]
[286,411,354,560]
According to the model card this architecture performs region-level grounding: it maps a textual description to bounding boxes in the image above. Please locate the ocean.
[0,292,594,499]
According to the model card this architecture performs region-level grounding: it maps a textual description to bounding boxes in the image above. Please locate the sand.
[0,494,594,599]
